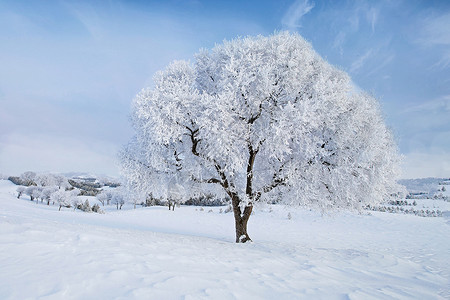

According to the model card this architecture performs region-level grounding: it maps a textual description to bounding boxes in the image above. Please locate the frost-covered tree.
[111,193,125,210]
[35,187,45,203]
[96,191,108,206]
[24,186,39,201]
[53,174,69,190]
[122,183,144,209]
[109,188,125,210]
[121,32,402,243]
[20,171,36,186]
[50,190,73,211]
[16,186,25,199]
[35,173,55,187]
[42,186,58,205]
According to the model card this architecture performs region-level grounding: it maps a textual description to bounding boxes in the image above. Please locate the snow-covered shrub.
[81,199,91,212]
[92,204,103,213]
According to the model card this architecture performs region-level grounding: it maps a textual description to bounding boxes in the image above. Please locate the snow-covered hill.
[0,179,449,299]
[399,177,450,197]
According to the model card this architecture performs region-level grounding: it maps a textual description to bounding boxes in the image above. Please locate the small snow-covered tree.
[35,187,45,203]
[35,173,55,187]
[24,186,39,201]
[16,186,25,199]
[51,190,73,211]
[20,171,36,186]
[53,174,69,190]
[122,183,144,209]
[72,196,83,210]
[96,191,108,206]
[121,32,402,243]
[110,190,125,210]
[42,186,58,205]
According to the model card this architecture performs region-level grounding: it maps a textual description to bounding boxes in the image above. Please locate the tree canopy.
[121,32,402,242]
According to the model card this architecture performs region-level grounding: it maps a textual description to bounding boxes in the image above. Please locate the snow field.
[0,180,449,299]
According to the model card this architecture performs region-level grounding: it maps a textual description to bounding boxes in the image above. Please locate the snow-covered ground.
[0,179,449,299]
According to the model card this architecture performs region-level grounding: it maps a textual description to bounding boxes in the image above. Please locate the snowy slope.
[0,180,449,299]
[399,177,450,196]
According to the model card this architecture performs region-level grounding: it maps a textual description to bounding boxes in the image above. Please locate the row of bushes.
[140,193,229,208]
[8,176,35,186]
[365,205,443,217]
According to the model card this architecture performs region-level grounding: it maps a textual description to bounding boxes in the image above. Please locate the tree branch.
[254,177,286,202]
[191,175,222,186]
[186,124,237,200]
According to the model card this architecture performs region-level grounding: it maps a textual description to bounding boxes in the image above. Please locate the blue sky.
[0,0,449,178]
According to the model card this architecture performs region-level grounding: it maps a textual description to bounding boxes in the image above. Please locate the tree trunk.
[231,195,252,243]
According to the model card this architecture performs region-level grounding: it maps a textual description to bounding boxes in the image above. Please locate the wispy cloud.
[282,0,315,30]
[332,31,346,56]
[366,53,395,76]
[350,49,373,74]
[63,2,105,39]
[403,95,450,114]
[366,7,379,33]
[434,52,450,69]
[418,13,450,46]
[417,12,450,69]
[329,1,385,57]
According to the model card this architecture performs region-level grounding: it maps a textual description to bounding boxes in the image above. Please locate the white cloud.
[282,0,315,30]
